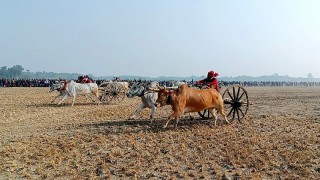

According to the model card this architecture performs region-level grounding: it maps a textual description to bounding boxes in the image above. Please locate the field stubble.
[0,87,320,179]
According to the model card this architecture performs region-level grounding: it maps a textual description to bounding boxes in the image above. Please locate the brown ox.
[155,84,229,128]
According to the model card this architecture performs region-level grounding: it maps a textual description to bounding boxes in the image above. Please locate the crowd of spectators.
[220,81,320,87]
[1,78,320,88]
[0,79,52,87]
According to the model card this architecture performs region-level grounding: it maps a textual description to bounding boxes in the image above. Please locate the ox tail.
[218,102,229,124]
[215,93,229,124]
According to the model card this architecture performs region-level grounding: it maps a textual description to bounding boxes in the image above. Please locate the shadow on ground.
[79,117,229,135]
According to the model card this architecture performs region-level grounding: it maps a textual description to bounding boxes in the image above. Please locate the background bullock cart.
[198,85,249,122]
[98,81,128,104]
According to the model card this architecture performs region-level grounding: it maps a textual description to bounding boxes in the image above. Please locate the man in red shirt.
[196,70,220,92]
[81,75,92,83]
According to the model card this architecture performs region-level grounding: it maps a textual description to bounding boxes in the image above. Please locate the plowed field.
[1,87,319,179]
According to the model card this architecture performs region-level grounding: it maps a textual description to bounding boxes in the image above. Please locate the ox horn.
[164,87,179,90]
[156,85,166,90]
[148,87,160,92]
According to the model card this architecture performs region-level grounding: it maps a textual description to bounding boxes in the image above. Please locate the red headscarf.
[208,70,219,77]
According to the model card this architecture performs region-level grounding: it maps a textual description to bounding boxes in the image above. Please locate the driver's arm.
[196,79,205,86]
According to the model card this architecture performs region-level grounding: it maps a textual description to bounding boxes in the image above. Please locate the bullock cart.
[98,81,127,104]
[198,85,249,122]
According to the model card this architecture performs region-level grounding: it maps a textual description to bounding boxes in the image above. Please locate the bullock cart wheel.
[198,85,249,122]
[98,82,126,104]
[222,85,249,122]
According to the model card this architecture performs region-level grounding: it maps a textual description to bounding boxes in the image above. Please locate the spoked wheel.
[222,85,249,122]
[98,82,127,104]
[98,83,112,103]
[107,83,126,104]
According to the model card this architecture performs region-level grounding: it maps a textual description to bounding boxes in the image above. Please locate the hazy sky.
[1,0,320,78]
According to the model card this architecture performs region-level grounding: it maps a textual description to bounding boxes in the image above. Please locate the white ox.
[49,80,99,106]
[101,80,129,92]
[167,81,186,88]
[126,81,159,124]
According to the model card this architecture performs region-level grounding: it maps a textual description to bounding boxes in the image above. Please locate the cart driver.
[81,75,92,83]
[196,70,220,92]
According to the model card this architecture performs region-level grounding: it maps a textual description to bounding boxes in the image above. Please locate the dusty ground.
[0,86,319,179]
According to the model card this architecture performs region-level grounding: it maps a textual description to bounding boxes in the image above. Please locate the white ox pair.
[101,80,130,92]
[49,80,99,106]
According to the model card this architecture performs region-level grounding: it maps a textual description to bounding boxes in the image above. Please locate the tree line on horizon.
[0,65,319,82]
[0,65,94,80]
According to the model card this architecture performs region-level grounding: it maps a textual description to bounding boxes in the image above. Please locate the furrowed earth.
[0,86,319,179]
